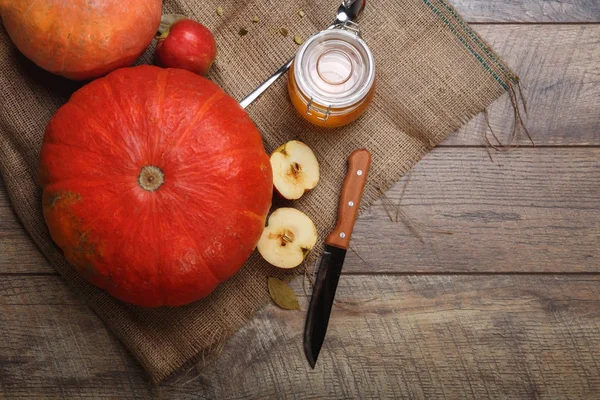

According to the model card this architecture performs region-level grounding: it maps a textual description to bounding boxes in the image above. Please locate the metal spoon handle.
[239,57,294,109]
[239,19,344,109]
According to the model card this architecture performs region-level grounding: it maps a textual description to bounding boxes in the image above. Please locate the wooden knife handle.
[325,149,371,249]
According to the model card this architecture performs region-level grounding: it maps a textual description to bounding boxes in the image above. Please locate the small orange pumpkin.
[1,0,162,80]
[39,66,273,307]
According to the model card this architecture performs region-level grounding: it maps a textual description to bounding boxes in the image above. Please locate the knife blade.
[304,148,371,368]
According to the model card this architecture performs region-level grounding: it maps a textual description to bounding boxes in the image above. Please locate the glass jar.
[288,23,376,128]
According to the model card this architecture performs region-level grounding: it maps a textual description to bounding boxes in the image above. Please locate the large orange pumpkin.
[1,0,162,80]
[39,66,273,307]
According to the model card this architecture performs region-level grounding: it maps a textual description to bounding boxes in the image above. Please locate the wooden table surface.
[1,1,599,398]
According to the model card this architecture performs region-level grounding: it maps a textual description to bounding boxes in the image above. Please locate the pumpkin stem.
[138,166,164,192]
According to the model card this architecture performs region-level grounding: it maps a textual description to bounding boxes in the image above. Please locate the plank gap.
[342,271,600,277]
[437,145,600,149]
[469,22,600,25]
[3,271,600,278]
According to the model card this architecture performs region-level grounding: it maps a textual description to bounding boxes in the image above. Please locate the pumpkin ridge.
[99,192,162,304]
[103,78,155,163]
[142,0,154,18]
[17,0,40,36]
[77,184,139,234]
[67,100,142,165]
[167,89,226,155]
[160,189,231,286]
[171,182,231,211]
[241,210,266,223]
[149,192,165,305]
[151,69,169,165]
[44,140,134,184]
[172,154,272,217]
[168,203,221,287]
[60,26,74,73]
[161,187,215,233]
[164,189,263,284]
[174,148,268,179]
[43,177,134,193]
[43,135,108,159]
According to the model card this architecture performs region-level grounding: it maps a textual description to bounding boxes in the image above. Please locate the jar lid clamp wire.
[329,20,361,36]
[306,98,332,122]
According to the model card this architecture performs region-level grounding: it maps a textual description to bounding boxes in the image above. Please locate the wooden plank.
[203,275,600,399]
[0,180,53,274]
[454,0,600,23]
[442,25,600,146]
[1,274,599,398]
[2,147,598,275]
[345,147,600,273]
[0,277,149,398]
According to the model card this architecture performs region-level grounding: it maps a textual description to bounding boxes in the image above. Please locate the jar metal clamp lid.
[293,21,375,122]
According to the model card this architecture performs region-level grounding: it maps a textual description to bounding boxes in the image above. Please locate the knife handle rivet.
[348,201,354,207]
[356,169,363,176]
[339,232,346,238]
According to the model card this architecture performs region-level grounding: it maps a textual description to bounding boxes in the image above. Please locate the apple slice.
[257,208,318,269]
[270,140,320,200]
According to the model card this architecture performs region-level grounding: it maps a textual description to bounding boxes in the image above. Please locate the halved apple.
[270,140,320,200]
[257,208,318,269]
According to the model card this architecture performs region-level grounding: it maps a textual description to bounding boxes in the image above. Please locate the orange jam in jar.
[288,24,375,128]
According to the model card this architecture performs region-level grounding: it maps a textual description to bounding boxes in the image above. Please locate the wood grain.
[0,185,53,274]
[345,147,600,273]
[0,277,149,398]
[443,25,600,146]
[454,0,600,23]
[1,274,599,398]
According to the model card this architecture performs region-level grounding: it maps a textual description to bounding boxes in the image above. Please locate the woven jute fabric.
[0,0,517,382]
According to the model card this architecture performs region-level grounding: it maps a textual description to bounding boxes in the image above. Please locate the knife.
[304,148,371,368]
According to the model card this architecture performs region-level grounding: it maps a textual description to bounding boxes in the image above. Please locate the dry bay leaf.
[268,277,300,310]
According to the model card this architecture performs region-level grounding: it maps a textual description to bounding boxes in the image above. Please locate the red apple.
[155,18,217,76]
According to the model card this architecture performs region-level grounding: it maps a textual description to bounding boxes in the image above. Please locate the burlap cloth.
[0,0,517,383]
